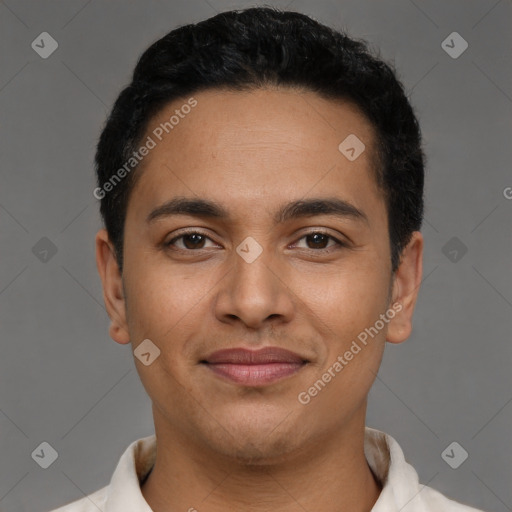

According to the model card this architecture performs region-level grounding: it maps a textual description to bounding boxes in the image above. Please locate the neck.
[141,407,382,512]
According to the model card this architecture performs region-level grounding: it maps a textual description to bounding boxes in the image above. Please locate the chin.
[205,414,307,466]
[221,433,298,466]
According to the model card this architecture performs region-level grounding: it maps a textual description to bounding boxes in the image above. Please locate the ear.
[95,228,130,345]
[386,231,423,344]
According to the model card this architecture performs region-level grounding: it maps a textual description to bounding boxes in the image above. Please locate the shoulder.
[46,485,108,512]
[418,485,486,512]
[364,427,486,512]
[45,434,156,512]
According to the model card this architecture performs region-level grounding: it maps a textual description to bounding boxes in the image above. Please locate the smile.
[201,347,309,386]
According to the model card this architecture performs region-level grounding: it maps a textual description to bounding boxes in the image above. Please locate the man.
[50,6,485,512]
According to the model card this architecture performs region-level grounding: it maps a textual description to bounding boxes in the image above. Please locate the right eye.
[165,231,219,251]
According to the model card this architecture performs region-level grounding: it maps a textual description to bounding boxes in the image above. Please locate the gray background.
[0,0,510,511]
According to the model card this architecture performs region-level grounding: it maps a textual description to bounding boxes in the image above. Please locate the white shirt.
[49,427,485,512]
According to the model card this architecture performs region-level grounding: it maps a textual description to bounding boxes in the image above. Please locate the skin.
[96,87,423,512]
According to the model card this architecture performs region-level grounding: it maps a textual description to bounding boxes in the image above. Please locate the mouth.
[200,347,309,386]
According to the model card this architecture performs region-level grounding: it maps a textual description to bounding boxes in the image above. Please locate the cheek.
[298,262,390,336]
[122,254,206,343]
[295,260,390,399]
[296,268,388,417]
[122,263,207,403]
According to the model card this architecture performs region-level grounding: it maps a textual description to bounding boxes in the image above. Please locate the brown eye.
[294,231,344,251]
[166,231,217,251]
[181,233,206,249]
[305,233,330,249]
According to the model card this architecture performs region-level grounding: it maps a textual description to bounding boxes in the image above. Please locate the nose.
[214,241,295,330]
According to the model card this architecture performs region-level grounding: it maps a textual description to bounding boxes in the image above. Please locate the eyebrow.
[146,196,369,225]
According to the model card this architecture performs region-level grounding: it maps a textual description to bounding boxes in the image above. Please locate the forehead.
[127,87,385,225]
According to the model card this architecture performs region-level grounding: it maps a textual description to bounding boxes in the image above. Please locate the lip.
[202,347,308,386]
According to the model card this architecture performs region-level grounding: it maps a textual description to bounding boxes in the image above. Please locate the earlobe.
[386,231,423,344]
[95,228,131,345]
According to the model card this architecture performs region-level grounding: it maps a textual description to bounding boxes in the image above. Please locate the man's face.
[98,87,418,463]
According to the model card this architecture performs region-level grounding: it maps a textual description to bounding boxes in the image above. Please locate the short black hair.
[95,6,424,274]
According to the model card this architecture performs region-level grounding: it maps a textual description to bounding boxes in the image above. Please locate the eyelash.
[165,229,347,253]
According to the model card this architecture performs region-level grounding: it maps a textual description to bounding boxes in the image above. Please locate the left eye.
[294,232,344,250]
